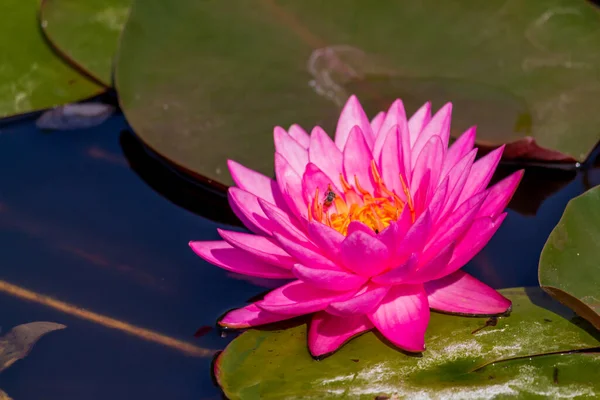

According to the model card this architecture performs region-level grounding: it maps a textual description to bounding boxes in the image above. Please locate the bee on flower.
[323,185,336,208]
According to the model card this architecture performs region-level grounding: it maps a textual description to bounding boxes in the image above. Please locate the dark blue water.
[0,112,597,399]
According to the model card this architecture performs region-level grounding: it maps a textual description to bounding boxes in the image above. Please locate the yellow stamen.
[310,168,415,236]
[354,176,371,197]
[339,173,352,192]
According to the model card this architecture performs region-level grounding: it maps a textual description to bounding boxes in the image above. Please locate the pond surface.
[0,111,597,399]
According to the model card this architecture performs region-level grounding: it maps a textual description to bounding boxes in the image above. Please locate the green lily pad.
[116,0,600,186]
[216,288,600,399]
[539,185,600,331]
[40,0,132,86]
[0,0,103,118]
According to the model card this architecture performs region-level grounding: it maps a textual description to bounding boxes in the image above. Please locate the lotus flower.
[190,95,523,357]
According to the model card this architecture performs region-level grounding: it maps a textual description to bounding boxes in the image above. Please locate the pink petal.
[219,303,300,329]
[370,111,386,137]
[438,149,477,219]
[407,102,432,147]
[275,153,307,220]
[379,207,413,252]
[335,95,374,150]
[425,271,511,315]
[441,213,507,278]
[378,208,415,264]
[307,222,345,264]
[228,160,287,209]
[343,126,375,193]
[411,135,444,192]
[258,198,312,247]
[258,280,355,315]
[327,284,390,316]
[308,312,373,357]
[308,127,343,188]
[378,125,406,195]
[217,229,295,269]
[478,170,524,218]
[340,230,390,276]
[346,220,377,237]
[274,126,309,175]
[428,177,449,222]
[288,124,310,149]
[412,170,432,219]
[189,241,293,279]
[411,103,452,167]
[458,145,505,204]
[389,210,432,266]
[368,284,429,352]
[292,264,368,291]
[302,163,335,207]
[425,191,487,260]
[371,254,418,285]
[373,99,409,161]
[401,242,456,284]
[228,187,276,236]
[441,126,476,180]
[378,220,400,250]
[273,232,340,271]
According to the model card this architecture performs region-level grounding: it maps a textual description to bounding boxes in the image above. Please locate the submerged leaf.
[216,288,600,399]
[0,321,66,373]
[36,103,115,130]
[539,185,600,330]
[0,389,12,400]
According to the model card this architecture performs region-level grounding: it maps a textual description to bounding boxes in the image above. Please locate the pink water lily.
[190,95,522,357]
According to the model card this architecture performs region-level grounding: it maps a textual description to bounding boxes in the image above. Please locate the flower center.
[309,161,414,236]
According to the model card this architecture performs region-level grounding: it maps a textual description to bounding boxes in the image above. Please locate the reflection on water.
[308,45,597,163]
[0,113,597,399]
[308,45,531,144]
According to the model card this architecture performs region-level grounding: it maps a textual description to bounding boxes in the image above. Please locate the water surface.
[0,113,597,399]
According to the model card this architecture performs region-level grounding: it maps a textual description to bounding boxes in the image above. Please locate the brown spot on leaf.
[472,317,498,334]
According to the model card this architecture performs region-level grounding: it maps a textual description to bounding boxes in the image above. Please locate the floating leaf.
[216,288,600,399]
[539,185,600,330]
[0,389,12,400]
[36,103,115,130]
[0,0,103,118]
[0,321,66,373]
[117,0,600,186]
[40,0,132,86]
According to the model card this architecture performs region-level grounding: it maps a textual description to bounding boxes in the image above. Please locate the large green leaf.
[216,288,600,399]
[116,0,600,186]
[539,185,600,331]
[40,0,132,86]
[0,0,103,118]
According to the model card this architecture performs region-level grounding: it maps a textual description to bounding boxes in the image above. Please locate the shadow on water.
[119,129,240,227]
[0,110,598,399]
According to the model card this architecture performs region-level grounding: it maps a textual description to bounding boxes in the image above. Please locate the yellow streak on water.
[0,279,214,358]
